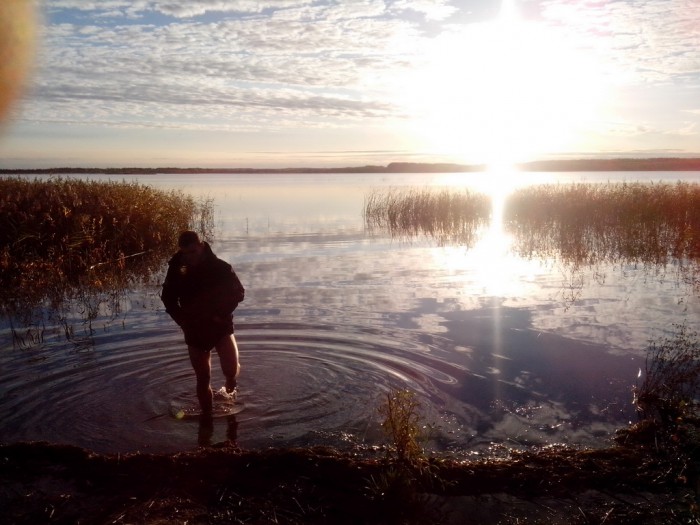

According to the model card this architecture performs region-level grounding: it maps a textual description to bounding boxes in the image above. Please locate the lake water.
[1,171,699,455]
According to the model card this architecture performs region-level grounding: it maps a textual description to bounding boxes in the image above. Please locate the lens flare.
[0,0,38,125]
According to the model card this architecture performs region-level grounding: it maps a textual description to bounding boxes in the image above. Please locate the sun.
[397,0,605,166]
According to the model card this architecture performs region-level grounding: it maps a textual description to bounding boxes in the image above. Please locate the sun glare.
[398,0,605,166]
[431,161,550,298]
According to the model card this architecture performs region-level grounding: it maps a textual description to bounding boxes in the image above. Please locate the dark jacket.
[161,242,245,350]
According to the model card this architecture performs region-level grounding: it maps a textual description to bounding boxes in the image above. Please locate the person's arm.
[161,265,184,325]
[214,266,245,318]
[230,267,245,306]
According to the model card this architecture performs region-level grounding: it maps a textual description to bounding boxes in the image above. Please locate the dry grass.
[0,176,213,345]
[378,389,425,464]
[363,182,700,294]
[504,181,700,267]
[635,323,700,424]
[364,188,490,246]
[2,430,698,525]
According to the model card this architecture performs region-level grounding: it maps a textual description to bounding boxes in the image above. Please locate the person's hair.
[178,230,201,248]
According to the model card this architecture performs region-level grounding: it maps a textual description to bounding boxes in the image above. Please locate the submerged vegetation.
[0,177,213,346]
[367,335,700,524]
[369,360,700,524]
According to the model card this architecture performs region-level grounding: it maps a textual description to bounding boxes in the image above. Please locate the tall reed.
[363,182,700,299]
[504,181,700,267]
[364,187,490,246]
[0,177,214,345]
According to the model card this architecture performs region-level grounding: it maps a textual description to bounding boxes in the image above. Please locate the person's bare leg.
[188,346,213,414]
[215,334,240,393]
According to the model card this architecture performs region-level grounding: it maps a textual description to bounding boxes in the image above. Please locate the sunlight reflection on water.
[1,171,699,455]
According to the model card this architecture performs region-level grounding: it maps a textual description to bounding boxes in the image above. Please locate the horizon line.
[3,157,700,174]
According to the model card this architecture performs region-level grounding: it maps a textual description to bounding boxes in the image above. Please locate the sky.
[0,0,699,169]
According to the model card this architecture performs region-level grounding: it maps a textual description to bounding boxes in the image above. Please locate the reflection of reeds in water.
[0,177,214,346]
[504,182,700,296]
[504,182,700,266]
[364,182,700,295]
[363,188,490,246]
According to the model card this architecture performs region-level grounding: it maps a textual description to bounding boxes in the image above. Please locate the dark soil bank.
[2,425,698,524]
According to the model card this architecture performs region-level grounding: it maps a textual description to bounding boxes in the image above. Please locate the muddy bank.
[2,425,698,524]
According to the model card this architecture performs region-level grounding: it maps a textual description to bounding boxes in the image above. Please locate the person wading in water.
[161,231,245,416]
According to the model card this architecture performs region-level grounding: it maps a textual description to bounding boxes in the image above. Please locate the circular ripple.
[213,323,468,448]
[0,318,468,453]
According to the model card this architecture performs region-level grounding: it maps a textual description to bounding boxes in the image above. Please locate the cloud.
[29,1,427,135]
[155,0,316,18]
[18,0,700,163]
[668,121,698,137]
[390,0,457,21]
[540,0,700,82]
[45,0,335,19]
[46,1,133,9]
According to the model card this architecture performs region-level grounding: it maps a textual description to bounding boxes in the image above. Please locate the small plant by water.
[0,176,214,346]
[368,389,451,523]
[378,389,425,465]
[635,323,700,425]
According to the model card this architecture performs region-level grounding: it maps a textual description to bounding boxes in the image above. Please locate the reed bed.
[0,177,213,344]
[363,182,700,296]
[504,182,700,267]
[363,188,490,246]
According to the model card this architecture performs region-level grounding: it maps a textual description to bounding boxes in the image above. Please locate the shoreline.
[2,424,696,524]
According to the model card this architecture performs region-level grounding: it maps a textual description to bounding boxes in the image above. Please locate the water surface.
[1,171,699,454]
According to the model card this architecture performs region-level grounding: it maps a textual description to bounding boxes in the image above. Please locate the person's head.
[178,230,204,265]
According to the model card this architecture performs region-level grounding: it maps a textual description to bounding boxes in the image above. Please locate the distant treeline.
[2,157,700,175]
[518,158,700,172]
